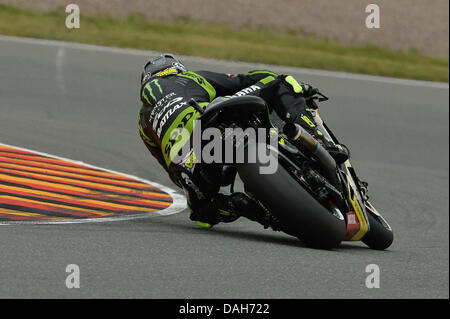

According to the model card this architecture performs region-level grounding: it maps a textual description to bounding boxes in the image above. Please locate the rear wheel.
[237,144,346,249]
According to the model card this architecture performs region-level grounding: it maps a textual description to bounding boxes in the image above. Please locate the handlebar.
[306,89,328,102]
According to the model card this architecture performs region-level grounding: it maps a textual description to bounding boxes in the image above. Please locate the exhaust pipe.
[283,123,338,186]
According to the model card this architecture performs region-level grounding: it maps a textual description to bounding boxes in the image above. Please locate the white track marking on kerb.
[0,142,187,225]
[0,35,448,89]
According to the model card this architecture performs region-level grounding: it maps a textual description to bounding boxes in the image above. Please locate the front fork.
[309,109,371,242]
[340,162,371,241]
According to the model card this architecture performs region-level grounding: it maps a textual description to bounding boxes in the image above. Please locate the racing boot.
[295,110,350,164]
[228,192,275,229]
[189,194,241,229]
[189,192,272,229]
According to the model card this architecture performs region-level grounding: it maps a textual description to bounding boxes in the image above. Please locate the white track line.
[0,142,186,225]
[0,35,448,89]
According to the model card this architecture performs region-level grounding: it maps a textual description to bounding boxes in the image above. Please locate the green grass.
[0,4,448,82]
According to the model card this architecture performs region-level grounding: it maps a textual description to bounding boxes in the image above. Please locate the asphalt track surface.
[0,36,448,299]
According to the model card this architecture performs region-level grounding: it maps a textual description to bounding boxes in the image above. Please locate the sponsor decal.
[142,79,163,105]
[155,100,189,138]
[344,211,361,240]
[301,115,316,128]
[154,67,178,77]
[149,92,177,121]
[179,150,197,173]
[233,85,260,97]
[154,97,184,123]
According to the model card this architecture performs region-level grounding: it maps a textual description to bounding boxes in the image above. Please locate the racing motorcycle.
[191,90,393,249]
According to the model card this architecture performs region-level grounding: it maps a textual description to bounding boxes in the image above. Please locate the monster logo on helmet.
[141,53,187,84]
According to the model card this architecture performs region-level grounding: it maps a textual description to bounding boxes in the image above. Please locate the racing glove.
[283,75,318,98]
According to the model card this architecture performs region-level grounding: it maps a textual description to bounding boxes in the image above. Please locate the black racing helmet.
[141,53,187,84]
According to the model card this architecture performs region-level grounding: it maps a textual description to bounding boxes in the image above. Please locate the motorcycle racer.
[138,53,349,228]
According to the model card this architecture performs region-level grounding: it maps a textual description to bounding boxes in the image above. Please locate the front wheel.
[362,211,394,250]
